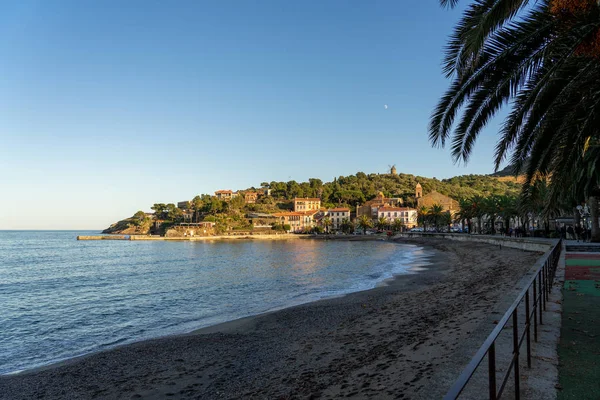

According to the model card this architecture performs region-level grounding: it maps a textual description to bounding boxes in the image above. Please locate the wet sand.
[0,238,542,399]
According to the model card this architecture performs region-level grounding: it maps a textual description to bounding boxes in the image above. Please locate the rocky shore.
[0,238,541,399]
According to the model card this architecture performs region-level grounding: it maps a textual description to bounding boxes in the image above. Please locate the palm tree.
[357,215,373,235]
[496,195,518,235]
[471,195,486,234]
[483,196,500,234]
[432,0,600,240]
[456,198,474,233]
[377,216,389,231]
[340,218,354,234]
[392,218,405,233]
[322,217,332,234]
[429,204,445,231]
[417,206,429,231]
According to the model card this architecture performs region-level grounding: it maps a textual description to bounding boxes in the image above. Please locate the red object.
[565,266,600,280]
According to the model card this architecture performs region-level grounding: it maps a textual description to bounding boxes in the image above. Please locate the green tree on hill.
[191,195,204,222]
[166,204,183,222]
[151,203,167,219]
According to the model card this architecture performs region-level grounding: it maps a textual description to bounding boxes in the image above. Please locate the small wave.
[99,337,128,348]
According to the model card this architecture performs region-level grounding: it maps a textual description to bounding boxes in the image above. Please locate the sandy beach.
[0,238,542,399]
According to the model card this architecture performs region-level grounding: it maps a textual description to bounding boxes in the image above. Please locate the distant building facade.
[244,191,258,204]
[177,201,191,210]
[294,197,321,212]
[273,212,304,232]
[356,192,403,219]
[326,208,351,230]
[376,207,418,228]
[215,190,239,201]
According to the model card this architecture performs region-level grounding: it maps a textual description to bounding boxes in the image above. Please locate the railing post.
[533,278,538,342]
[542,264,547,311]
[539,271,544,325]
[513,311,520,399]
[525,289,531,368]
[489,343,497,400]
[546,258,552,301]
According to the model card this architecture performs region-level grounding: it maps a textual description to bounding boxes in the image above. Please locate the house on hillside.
[215,190,239,201]
[244,191,258,204]
[177,201,190,210]
[293,197,321,212]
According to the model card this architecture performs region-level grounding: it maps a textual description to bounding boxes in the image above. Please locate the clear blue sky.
[0,0,505,230]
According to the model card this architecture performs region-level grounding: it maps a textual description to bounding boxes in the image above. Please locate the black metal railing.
[443,239,562,400]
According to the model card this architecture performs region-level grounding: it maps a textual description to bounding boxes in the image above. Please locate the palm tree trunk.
[590,196,600,243]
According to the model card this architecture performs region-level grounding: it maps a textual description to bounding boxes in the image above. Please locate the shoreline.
[0,238,543,399]
[2,239,431,376]
[79,233,392,241]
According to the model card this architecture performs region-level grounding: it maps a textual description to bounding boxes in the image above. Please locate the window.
[394,212,397,217]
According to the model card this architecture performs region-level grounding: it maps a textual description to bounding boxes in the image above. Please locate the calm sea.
[0,231,430,375]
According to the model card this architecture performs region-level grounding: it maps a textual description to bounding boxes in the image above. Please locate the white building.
[327,208,351,230]
[376,207,418,228]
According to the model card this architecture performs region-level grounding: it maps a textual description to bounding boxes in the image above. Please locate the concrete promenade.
[558,241,600,400]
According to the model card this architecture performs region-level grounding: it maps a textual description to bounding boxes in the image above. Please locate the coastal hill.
[103,171,521,235]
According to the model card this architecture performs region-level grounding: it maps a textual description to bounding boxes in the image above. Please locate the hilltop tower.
[415,183,422,199]
[389,164,397,175]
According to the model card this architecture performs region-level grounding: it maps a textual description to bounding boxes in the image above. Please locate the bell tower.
[415,183,422,199]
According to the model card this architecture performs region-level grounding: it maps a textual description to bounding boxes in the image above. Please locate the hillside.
[260,172,521,209]
[103,171,522,234]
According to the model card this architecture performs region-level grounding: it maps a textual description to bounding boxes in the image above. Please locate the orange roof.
[294,197,321,202]
[215,190,233,194]
[272,212,304,217]
[300,210,320,216]
[329,208,350,212]
[378,206,414,212]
